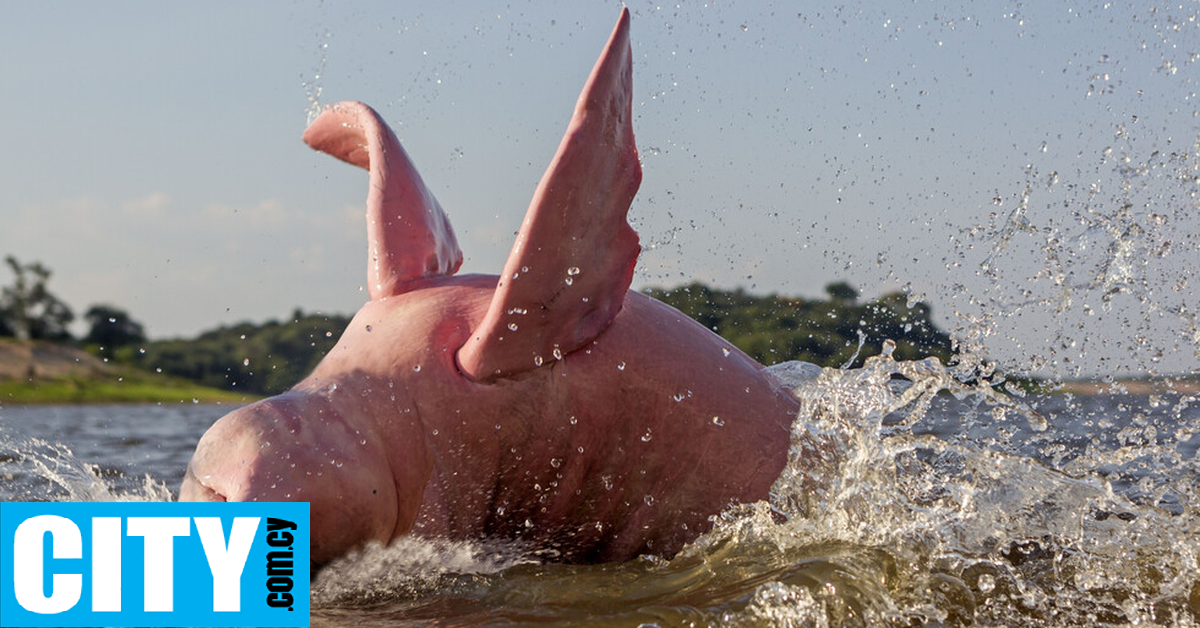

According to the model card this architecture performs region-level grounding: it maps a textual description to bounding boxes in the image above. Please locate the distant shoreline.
[1,338,1194,406]
[0,339,255,406]
[1050,377,1200,397]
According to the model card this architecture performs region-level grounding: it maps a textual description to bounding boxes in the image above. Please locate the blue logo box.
[0,502,309,627]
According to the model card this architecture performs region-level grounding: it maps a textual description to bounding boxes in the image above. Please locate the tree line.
[0,256,146,347]
[643,281,954,368]
[2,256,955,396]
[118,310,350,395]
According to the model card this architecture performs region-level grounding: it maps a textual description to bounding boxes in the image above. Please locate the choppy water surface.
[2,358,1196,627]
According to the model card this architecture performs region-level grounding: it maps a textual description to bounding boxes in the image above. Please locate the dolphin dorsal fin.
[304,102,463,299]
[458,9,641,381]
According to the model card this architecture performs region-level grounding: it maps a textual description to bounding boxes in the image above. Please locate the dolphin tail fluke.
[304,101,463,299]
[458,8,641,382]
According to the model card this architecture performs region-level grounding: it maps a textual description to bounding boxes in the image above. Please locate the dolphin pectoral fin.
[304,101,463,300]
[458,9,641,382]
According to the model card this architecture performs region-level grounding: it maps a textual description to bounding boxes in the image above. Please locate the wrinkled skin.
[179,9,807,566]
[181,275,798,564]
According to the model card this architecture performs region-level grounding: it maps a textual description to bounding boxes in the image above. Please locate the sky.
[1,1,1196,379]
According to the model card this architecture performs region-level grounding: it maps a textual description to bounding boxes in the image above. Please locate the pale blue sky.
[2,1,1196,378]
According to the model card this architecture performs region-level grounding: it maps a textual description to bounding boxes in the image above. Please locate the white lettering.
[126,517,190,612]
[194,516,260,612]
[91,517,122,612]
[13,515,82,614]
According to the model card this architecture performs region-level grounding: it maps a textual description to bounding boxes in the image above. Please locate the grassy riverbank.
[0,339,254,405]
[0,376,253,405]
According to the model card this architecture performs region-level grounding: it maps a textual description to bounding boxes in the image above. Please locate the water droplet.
[550,458,563,468]
[365,324,373,332]
[508,322,519,331]
[641,429,652,442]
[617,361,626,371]
[567,266,581,276]
[413,364,422,372]
[552,347,563,360]
[569,415,578,425]
[722,347,731,357]
[644,494,655,506]
[712,416,725,426]
[243,358,250,367]
[325,331,333,338]
[977,574,995,594]
[534,355,544,366]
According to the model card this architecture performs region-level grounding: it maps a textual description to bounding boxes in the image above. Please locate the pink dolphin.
[180,9,803,565]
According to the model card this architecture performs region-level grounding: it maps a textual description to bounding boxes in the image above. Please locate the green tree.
[643,281,954,369]
[122,309,350,395]
[0,256,74,341]
[824,281,859,303]
[84,304,147,348]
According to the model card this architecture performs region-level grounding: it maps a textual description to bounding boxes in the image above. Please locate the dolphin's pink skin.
[301,101,462,299]
[180,9,803,565]
[458,6,640,381]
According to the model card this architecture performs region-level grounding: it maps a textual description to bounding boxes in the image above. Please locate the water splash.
[0,431,173,503]
[311,537,539,609]
[303,27,333,126]
[945,130,1200,384]
[702,355,1200,627]
[290,354,1197,626]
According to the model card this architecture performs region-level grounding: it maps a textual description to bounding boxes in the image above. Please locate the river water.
[2,355,1197,627]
